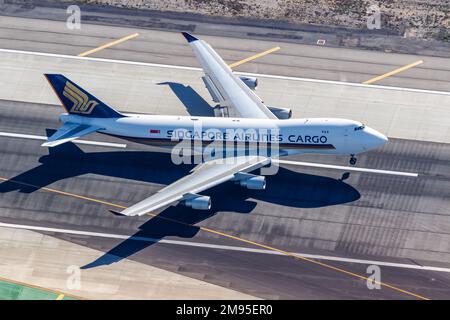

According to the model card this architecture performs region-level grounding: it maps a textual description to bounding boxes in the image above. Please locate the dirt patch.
[20,0,450,41]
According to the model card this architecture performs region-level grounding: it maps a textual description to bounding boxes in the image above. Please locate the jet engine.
[267,106,292,120]
[183,195,211,210]
[236,173,266,190]
[239,76,258,90]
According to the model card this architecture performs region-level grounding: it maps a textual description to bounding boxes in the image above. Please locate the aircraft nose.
[365,127,388,149]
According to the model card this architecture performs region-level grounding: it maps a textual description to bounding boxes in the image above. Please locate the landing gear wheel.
[349,155,357,166]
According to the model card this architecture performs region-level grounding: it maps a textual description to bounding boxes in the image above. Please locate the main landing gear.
[349,155,357,166]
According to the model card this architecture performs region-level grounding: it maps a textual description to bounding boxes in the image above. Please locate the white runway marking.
[0,131,417,176]
[273,159,419,177]
[1,48,450,96]
[0,222,447,273]
[0,131,127,148]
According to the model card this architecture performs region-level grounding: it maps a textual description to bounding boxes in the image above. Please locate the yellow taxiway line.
[56,294,65,300]
[0,176,430,300]
[363,60,424,85]
[202,226,429,300]
[78,33,140,57]
[228,46,280,68]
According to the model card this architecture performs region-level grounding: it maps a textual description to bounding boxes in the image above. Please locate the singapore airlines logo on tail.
[62,81,98,114]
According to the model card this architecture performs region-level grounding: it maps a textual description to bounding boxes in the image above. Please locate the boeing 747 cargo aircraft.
[43,32,387,216]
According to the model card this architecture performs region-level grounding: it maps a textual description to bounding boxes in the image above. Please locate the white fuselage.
[59,113,387,156]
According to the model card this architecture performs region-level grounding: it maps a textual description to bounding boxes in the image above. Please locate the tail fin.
[44,74,125,118]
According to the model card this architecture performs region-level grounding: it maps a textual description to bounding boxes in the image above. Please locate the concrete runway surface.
[0,50,449,144]
[0,12,450,299]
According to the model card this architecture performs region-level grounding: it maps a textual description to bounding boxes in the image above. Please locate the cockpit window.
[354,124,365,131]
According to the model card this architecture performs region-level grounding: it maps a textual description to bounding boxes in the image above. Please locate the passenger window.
[354,125,365,131]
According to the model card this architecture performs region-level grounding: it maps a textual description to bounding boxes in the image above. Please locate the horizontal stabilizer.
[42,123,101,147]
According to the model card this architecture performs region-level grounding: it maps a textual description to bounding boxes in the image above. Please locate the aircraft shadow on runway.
[158,82,215,117]
[0,142,360,269]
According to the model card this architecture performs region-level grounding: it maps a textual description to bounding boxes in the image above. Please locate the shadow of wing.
[158,82,214,117]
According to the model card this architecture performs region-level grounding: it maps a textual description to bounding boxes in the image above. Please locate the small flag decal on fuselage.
[150,129,160,134]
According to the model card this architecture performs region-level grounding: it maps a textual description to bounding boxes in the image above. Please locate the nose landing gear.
[349,155,357,166]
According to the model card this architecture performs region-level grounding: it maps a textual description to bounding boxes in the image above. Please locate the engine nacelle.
[267,106,292,120]
[183,195,211,210]
[239,76,258,90]
[239,176,266,190]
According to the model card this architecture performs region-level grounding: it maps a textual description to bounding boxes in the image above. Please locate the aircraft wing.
[182,32,277,119]
[115,155,270,216]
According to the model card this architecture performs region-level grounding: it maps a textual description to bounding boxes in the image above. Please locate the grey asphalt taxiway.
[1,14,450,91]
[1,100,450,299]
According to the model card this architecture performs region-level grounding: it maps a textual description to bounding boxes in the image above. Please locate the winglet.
[181,32,198,43]
[109,210,126,216]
